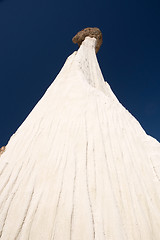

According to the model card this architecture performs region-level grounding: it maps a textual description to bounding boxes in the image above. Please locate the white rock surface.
[0,37,160,240]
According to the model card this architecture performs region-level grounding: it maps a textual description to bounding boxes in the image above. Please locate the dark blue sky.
[0,0,160,146]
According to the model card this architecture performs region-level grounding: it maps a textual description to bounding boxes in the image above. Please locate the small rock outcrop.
[72,27,102,53]
[0,146,5,156]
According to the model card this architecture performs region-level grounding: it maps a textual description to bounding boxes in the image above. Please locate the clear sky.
[0,0,160,146]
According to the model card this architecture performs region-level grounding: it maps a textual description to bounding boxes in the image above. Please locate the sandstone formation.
[0,34,160,240]
[72,27,102,53]
[0,146,5,155]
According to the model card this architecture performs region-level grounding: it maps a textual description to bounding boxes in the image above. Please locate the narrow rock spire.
[72,27,102,53]
[0,29,160,240]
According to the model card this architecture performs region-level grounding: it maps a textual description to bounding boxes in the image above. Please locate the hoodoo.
[0,28,160,240]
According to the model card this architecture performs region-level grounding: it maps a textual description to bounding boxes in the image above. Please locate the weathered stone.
[0,146,5,155]
[72,27,102,53]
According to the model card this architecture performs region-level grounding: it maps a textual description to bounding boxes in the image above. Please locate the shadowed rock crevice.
[72,27,102,53]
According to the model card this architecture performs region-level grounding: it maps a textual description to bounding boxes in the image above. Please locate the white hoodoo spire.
[0,28,160,240]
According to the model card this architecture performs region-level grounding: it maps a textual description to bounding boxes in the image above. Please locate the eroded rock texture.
[72,27,102,53]
[0,146,5,155]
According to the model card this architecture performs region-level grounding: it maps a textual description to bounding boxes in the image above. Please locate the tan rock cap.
[72,27,102,53]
